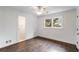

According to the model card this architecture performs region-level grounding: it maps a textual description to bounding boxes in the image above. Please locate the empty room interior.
[0,6,79,52]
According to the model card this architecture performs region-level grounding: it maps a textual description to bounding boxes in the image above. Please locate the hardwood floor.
[0,37,78,52]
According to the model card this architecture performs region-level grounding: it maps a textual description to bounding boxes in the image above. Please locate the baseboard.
[0,36,37,49]
[0,36,78,51]
[37,36,78,51]
[36,36,76,46]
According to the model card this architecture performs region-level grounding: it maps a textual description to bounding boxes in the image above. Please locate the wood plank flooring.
[0,37,78,52]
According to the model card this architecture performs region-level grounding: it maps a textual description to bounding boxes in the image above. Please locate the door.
[18,16,26,42]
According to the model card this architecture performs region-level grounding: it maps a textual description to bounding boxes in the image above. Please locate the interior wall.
[0,7,37,48]
[37,9,77,44]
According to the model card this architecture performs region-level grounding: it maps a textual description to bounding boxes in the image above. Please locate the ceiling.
[9,6,76,16]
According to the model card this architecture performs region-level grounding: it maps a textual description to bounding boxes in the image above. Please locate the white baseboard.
[38,35,75,45]
[0,36,37,49]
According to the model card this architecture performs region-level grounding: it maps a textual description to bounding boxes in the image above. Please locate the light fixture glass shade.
[36,11,42,15]
[33,6,48,15]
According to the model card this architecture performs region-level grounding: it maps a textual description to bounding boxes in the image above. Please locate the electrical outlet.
[9,40,12,43]
[6,41,8,44]
[77,33,79,35]
[77,28,78,31]
[77,16,78,18]
[77,41,78,44]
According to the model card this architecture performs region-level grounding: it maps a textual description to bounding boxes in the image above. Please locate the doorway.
[18,16,26,42]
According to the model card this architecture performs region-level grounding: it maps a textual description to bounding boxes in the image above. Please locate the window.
[44,16,63,29]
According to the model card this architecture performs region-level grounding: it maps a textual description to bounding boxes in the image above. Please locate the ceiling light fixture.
[33,6,48,15]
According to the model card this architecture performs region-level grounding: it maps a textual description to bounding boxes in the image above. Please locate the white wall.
[0,7,37,48]
[37,9,77,44]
